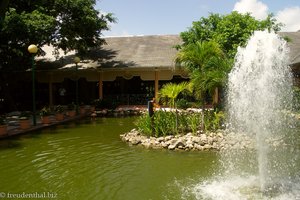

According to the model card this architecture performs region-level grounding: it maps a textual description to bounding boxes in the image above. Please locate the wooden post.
[213,87,219,105]
[99,71,103,99]
[49,73,53,109]
[154,69,159,103]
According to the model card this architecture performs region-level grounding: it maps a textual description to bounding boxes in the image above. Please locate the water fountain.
[191,31,300,199]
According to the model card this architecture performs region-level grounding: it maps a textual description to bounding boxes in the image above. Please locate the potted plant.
[55,105,65,121]
[40,106,52,124]
[0,115,8,136]
[80,102,86,116]
[67,102,76,117]
[19,112,31,130]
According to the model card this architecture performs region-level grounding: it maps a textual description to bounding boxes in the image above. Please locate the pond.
[0,117,219,200]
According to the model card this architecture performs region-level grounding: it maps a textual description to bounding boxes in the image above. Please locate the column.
[154,69,159,103]
[99,71,103,99]
[49,73,54,109]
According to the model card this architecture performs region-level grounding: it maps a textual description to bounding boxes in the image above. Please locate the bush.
[204,109,225,132]
[176,99,190,109]
[135,109,226,137]
[135,110,202,137]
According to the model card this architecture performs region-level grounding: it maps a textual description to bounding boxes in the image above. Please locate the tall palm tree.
[191,57,233,104]
[176,40,223,72]
[176,40,231,131]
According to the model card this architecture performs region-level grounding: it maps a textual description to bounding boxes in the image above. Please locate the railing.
[104,94,153,105]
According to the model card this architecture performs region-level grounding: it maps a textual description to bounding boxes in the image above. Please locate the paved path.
[0,113,89,140]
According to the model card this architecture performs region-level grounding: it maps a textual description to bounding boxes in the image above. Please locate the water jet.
[193,31,300,199]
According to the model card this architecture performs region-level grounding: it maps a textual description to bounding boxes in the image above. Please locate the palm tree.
[176,40,232,131]
[176,40,223,72]
[190,57,233,105]
[159,82,189,108]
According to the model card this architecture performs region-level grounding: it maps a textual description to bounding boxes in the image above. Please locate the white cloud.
[233,0,300,32]
[233,0,268,20]
[275,7,300,31]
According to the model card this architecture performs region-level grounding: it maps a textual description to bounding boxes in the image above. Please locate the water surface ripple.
[0,117,217,200]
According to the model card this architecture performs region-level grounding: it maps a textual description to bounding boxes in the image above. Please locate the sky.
[96,0,300,36]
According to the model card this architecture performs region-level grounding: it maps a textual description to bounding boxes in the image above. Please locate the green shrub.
[135,114,153,136]
[204,109,225,132]
[187,113,201,135]
[176,99,190,109]
[135,109,225,137]
[135,110,202,137]
[153,110,177,136]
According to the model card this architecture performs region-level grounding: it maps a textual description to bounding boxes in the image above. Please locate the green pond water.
[0,117,219,200]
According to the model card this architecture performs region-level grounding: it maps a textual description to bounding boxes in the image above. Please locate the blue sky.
[96,0,300,36]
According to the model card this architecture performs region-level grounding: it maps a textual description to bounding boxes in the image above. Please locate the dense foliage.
[135,110,225,137]
[158,82,189,108]
[0,0,116,70]
[179,12,282,58]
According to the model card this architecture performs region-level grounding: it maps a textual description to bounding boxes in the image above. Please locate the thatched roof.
[279,32,300,66]
[36,35,181,70]
[36,33,300,71]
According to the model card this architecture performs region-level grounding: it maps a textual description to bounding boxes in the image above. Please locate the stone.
[165,135,174,141]
[157,137,164,142]
[168,144,176,150]
[203,144,212,150]
[161,142,169,148]
[130,138,141,145]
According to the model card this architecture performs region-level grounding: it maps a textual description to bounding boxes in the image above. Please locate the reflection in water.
[0,117,218,200]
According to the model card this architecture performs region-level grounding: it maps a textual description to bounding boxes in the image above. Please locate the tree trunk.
[201,102,205,132]
[213,87,219,105]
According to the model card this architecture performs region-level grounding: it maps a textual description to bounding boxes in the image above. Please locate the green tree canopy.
[0,0,116,70]
[179,12,282,58]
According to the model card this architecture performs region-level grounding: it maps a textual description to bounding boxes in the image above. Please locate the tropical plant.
[40,106,51,116]
[135,113,153,136]
[54,105,65,113]
[176,40,223,72]
[187,113,201,135]
[190,56,233,105]
[135,111,202,137]
[176,40,227,130]
[159,82,189,108]
[204,110,225,132]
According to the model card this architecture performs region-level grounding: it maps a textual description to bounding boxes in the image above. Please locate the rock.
[207,136,214,145]
[200,134,208,144]
[161,142,169,148]
[132,138,141,145]
[186,143,194,149]
[169,138,178,145]
[165,135,174,141]
[203,144,212,150]
[120,128,261,152]
[168,144,176,150]
[186,133,193,137]
[192,136,201,144]
[194,144,204,151]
